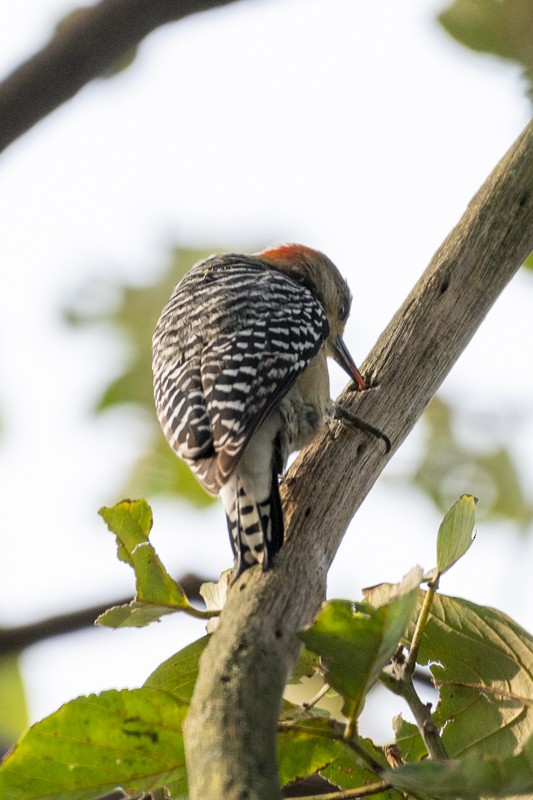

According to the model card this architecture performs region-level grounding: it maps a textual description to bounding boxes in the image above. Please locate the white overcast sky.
[1,0,532,741]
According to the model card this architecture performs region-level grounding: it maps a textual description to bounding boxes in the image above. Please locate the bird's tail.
[222,466,284,580]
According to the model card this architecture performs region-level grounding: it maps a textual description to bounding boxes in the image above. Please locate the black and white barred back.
[152,253,331,575]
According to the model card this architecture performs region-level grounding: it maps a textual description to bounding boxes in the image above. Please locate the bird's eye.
[338,300,349,322]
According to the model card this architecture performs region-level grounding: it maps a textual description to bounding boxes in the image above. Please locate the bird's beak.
[332,336,366,390]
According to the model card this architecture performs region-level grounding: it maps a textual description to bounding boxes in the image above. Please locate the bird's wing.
[199,256,329,487]
[153,255,329,493]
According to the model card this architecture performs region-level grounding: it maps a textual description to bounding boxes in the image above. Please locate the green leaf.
[277,718,341,786]
[278,722,401,798]
[98,500,190,627]
[299,568,422,720]
[438,0,533,103]
[0,655,29,747]
[393,715,427,762]
[144,636,210,701]
[362,565,423,608]
[96,601,185,628]
[405,593,533,759]
[0,688,188,800]
[286,647,321,685]
[320,740,403,798]
[436,494,477,575]
[438,0,533,68]
[384,732,533,798]
[524,250,533,270]
[439,0,520,60]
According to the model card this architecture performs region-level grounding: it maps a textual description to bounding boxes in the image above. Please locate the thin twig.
[381,657,448,761]
[292,781,391,800]
[405,582,439,673]
[302,682,331,710]
[343,711,358,742]
[400,678,448,760]
[385,579,449,760]
[183,602,220,621]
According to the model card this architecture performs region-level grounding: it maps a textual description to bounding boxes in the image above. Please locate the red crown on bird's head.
[256,243,319,267]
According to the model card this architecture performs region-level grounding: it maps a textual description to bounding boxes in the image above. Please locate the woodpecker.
[152,244,366,578]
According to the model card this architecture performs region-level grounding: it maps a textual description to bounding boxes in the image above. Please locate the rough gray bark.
[0,0,243,154]
[183,119,533,799]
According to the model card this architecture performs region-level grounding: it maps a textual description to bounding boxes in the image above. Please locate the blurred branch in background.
[0,572,207,657]
[0,0,244,153]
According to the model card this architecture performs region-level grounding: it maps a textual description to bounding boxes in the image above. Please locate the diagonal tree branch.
[183,119,533,799]
[0,0,244,154]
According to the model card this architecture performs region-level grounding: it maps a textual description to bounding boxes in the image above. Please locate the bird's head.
[256,243,366,390]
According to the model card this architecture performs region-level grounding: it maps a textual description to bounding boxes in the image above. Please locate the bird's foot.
[332,404,391,453]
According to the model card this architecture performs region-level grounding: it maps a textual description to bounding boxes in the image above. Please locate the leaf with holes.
[398,592,533,761]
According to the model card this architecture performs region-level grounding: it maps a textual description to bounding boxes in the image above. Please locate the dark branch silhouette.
[0,0,244,153]
[0,572,207,654]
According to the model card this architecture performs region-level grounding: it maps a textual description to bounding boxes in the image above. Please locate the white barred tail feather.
[221,465,284,577]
